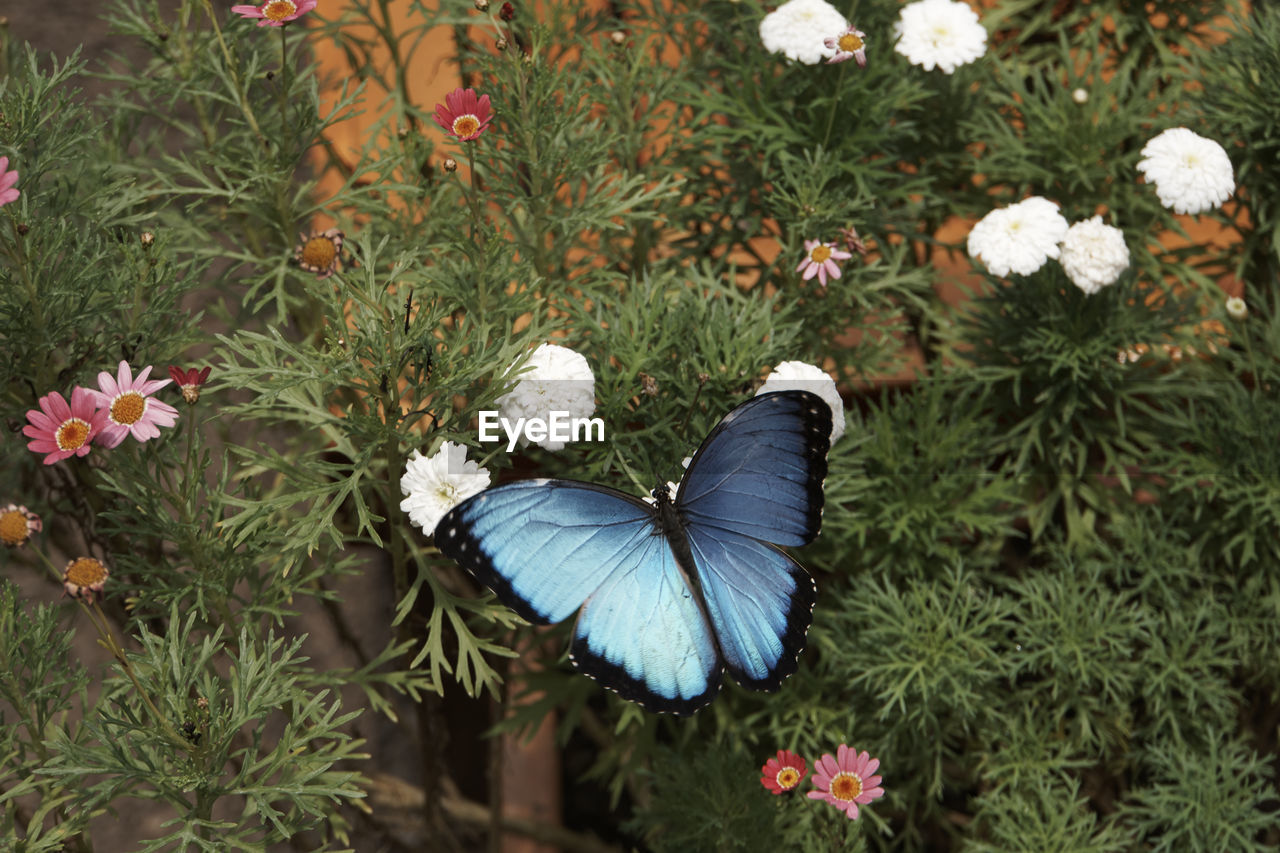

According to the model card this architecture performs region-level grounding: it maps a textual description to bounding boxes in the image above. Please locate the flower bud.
[443,157,458,173]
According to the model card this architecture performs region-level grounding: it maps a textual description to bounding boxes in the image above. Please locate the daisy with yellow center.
[0,504,42,548]
[806,744,885,819]
[825,25,868,67]
[23,387,109,465]
[433,88,495,142]
[231,0,317,27]
[796,239,853,287]
[295,228,344,279]
[63,557,110,602]
[89,361,180,448]
[760,749,808,794]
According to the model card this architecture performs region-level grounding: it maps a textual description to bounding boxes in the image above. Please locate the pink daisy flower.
[797,239,853,287]
[23,387,109,465]
[0,156,19,207]
[433,88,494,141]
[806,745,885,820]
[231,0,317,27]
[825,26,868,67]
[89,361,179,448]
[760,749,808,795]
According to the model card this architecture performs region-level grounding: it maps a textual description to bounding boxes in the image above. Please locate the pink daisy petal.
[45,392,71,422]
[25,438,58,452]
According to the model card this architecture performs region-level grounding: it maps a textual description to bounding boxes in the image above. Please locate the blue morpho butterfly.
[435,390,832,715]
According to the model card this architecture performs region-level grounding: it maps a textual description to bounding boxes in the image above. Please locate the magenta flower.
[231,0,317,27]
[797,239,853,287]
[806,745,884,820]
[825,26,868,67]
[760,749,808,795]
[433,88,494,141]
[0,156,18,207]
[23,387,109,465]
[89,361,179,447]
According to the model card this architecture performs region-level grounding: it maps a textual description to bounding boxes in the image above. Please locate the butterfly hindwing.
[677,391,831,547]
[436,479,721,714]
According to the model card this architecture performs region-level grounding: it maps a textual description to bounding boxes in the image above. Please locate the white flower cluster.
[496,343,596,451]
[757,360,846,443]
[1137,127,1235,215]
[400,442,491,534]
[968,200,1131,294]
[1058,216,1130,294]
[966,197,1070,278]
[893,0,987,74]
[759,0,848,65]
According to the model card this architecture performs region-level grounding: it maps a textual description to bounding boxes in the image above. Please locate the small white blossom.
[496,343,596,451]
[759,0,848,65]
[967,196,1070,277]
[893,0,987,74]
[1059,216,1130,294]
[400,442,491,534]
[757,360,845,443]
[1072,87,1088,104]
[1225,296,1247,321]
[1137,127,1235,215]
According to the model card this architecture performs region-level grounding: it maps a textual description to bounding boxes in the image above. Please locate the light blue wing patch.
[684,523,816,691]
[677,391,831,547]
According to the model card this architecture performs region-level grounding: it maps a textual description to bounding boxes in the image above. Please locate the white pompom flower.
[400,442,492,534]
[757,360,846,443]
[1058,216,1130,295]
[967,196,1070,277]
[1136,127,1235,215]
[893,0,987,74]
[496,343,596,451]
[759,0,849,65]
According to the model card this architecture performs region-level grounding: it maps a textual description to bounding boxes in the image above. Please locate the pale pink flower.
[825,26,868,67]
[806,744,885,819]
[89,361,179,447]
[231,0,317,27]
[796,239,853,286]
[0,157,19,207]
[23,387,109,465]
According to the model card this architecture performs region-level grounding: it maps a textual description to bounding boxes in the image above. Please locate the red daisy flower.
[760,749,807,795]
[433,88,494,141]
[169,366,213,405]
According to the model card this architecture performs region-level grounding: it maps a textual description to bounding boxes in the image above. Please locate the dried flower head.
[140,230,155,246]
[0,504,42,548]
[169,366,212,405]
[474,0,489,10]
[295,228,344,279]
[90,361,180,447]
[433,88,494,142]
[806,745,885,820]
[760,749,808,794]
[23,387,109,465]
[1137,127,1236,215]
[63,557,110,603]
[401,442,492,534]
[231,0,317,27]
[893,0,987,74]
[443,157,459,173]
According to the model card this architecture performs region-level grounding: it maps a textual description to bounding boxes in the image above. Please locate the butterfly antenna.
[675,372,711,445]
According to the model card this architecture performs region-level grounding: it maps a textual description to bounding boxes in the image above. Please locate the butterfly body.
[436,391,832,715]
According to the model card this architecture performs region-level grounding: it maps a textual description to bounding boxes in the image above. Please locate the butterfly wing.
[436,479,721,714]
[676,390,831,691]
[677,391,831,547]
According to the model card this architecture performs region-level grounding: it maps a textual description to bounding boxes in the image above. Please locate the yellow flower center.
[776,768,800,789]
[810,245,832,264]
[55,418,91,451]
[262,0,297,21]
[301,236,338,269]
[838,33,864,52]
[830,772,862,803]
[0,510,29,546]
[110,391,147,426]
[65,557,108,588]
[452,114,481,138]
